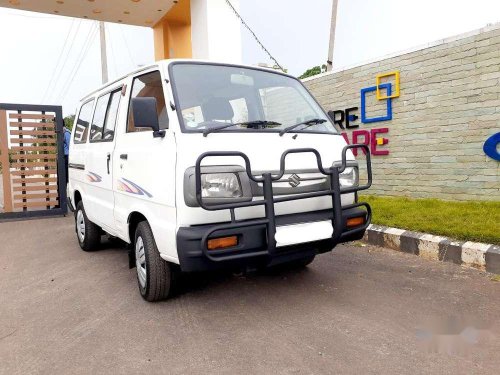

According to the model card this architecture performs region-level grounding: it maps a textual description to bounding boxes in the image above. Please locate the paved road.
[0,216,499,375]
[0,177,4,211]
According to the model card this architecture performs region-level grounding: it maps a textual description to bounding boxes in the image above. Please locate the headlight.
[184,166,252,207]
[339,167,359,188]
[201,173,243,198]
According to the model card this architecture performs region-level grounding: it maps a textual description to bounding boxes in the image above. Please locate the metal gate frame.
[0,103,67,221]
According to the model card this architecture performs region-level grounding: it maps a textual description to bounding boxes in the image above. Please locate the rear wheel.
[75,201,101,251]
[135,221,178,302]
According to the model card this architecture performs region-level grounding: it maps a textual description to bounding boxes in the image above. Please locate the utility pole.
[326,0,338,72]
[99,21,109,84]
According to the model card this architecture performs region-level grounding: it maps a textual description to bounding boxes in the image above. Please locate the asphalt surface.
[0,216,499,375]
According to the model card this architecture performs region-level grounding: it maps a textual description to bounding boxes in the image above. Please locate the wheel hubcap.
[135,236,147,288]
[76,210,85,242]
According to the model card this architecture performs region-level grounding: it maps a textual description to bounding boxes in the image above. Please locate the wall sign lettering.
[328,71,400,156]
[331,107,359,129]
[483,132,500,161]
[361,83,393,123]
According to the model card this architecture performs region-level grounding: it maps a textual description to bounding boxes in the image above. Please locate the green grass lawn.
[360,195,500,245]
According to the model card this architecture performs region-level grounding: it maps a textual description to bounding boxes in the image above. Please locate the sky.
[0,0,499,116]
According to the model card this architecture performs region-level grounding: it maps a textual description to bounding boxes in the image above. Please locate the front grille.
[251,170,330,196]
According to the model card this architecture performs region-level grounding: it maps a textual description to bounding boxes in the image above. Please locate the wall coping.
[302,22,500,82]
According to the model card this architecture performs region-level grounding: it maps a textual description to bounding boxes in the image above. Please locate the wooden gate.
[0,103,67,220]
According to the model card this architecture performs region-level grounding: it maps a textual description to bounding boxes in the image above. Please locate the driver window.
[127,71,167,132]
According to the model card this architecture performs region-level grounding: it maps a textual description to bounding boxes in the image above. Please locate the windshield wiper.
[279,118,328,136]
[203,120,282,137]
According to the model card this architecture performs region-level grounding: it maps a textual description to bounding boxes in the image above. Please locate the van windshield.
[170,63,337,135]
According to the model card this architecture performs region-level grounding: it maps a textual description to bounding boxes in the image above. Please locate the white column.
[326,0,339,72]
[191,0,242,64]
[99,22,109,83]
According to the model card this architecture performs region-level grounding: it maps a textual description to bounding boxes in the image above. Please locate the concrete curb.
[363,225,500,274]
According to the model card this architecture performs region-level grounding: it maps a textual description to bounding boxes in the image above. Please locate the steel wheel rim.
[76,210,85,242]
[135,236,147,288]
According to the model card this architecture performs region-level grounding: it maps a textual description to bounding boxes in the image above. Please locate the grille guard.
[194,145,373,261]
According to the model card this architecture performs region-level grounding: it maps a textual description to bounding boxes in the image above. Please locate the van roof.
[78,59,294,103]
[79,62,160,102]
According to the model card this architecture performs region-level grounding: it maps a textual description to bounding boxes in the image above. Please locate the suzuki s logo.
[288,174,301,188]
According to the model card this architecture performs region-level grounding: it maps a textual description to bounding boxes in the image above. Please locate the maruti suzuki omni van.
[68,60,372,302]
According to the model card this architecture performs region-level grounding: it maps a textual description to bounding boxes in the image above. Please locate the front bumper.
[177,207,369,272]
[177,145,373,272]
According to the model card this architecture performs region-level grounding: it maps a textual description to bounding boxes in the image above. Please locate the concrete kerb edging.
[363,225,500,275]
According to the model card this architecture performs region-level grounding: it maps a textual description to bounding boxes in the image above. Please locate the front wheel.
[135,221,178,302]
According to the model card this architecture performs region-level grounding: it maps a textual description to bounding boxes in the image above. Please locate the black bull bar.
[194,145,372,262]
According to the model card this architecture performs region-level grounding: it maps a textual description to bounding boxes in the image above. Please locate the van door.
[84,87,122,232]
[113,70,177,255]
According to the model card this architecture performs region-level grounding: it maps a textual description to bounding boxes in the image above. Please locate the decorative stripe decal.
[117,178,153,198]
[86,172,102,183]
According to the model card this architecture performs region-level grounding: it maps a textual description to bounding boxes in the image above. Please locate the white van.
[68,60,372,301]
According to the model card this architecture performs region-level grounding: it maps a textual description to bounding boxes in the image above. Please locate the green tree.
[64,114,75,130]
[299,64,327,80]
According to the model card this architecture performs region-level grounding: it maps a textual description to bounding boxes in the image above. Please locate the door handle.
[120,154,128,160]
[106,153,111,174]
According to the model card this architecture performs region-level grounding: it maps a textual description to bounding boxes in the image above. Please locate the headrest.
[201,97,234,121]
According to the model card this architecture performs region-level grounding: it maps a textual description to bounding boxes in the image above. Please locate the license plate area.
[275,220,333,247]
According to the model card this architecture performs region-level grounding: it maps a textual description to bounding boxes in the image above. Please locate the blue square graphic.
[361,83,392,123]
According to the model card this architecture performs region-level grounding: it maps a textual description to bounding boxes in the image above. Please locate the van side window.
[74,99,94,144]
[103,90,121,140]
[90,89,121,142]
[127,71,167,132]
[90,94,109,141]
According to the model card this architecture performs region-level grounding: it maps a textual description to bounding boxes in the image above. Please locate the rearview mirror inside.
[231,73,254,86]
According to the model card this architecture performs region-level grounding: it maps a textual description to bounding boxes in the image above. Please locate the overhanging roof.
[0,0,177,27]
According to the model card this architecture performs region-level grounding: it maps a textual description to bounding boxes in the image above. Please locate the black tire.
[134,221,178,302]
[75,201,101,252]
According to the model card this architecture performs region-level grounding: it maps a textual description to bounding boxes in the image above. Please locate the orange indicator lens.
[207,236,238,250]
[346,216,365,227]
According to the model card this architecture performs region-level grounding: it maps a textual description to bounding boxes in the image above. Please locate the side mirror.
[131,97,165,138]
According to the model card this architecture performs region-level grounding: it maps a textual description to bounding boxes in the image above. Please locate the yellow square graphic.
[376,71,400,100]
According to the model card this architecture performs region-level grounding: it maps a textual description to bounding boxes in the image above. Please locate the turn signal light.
[346,216,365,228]
[207,236,238,250]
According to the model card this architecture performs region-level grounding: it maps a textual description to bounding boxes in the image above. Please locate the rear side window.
[74,99,94,144]
[127,71,168,132]
[90,94,108,141]
[103,90,121,140]
[90,89,121,142]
